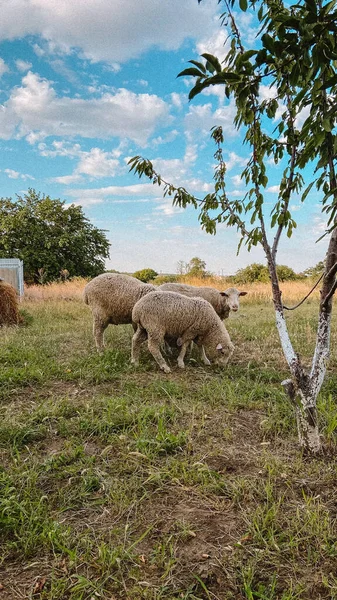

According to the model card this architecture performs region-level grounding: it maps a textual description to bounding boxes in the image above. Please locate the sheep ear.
[177,337,183,347]
[216,343,223,351]
[240,291,248,296]
[220,291,229,297]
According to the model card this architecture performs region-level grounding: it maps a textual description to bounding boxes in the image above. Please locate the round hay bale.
[0,279,20,326]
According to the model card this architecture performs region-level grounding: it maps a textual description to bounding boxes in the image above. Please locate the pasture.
[1,279,337,599]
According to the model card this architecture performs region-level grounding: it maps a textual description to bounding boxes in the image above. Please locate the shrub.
[133,268,158,283]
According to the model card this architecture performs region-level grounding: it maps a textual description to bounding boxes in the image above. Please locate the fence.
[0,258,24,296]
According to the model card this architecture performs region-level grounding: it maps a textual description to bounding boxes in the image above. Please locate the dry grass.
[24,277,88,301]
[172,275,321,305]
[0,280,21,325]
[23,274,321,307]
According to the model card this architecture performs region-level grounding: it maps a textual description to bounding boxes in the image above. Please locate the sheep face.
[220,288,247,313]
[204,340,234,366]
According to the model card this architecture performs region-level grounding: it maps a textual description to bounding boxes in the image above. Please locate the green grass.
[1,298,337,599]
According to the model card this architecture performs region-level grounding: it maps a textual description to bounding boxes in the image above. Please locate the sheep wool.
[131,290,234,373]
[158,282,247,319]
[83,272,156,351]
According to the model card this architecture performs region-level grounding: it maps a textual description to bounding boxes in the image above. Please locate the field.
[1,279,337,600]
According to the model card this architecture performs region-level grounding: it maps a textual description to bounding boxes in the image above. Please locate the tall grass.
[24,277,88,301]
[24,275,320,305]
[177,275,320,305]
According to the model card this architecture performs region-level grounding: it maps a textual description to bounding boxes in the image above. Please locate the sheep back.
[158,282,229,319]
[83,273,155,325]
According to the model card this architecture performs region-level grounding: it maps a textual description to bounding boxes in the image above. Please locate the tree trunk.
[281,378,321,453]
[269,261,326,453]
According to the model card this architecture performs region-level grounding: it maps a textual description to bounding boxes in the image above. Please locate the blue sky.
[0,0,328,275]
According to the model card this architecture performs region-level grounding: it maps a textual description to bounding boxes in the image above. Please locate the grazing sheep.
[158,283,247,319]
[83,273,156,352]
[0,278,20,326]
[131,290,234,373]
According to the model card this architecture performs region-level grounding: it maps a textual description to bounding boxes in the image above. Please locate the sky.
[0,0,329,276]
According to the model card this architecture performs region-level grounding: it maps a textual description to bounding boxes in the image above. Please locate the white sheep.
[131,290,234,373]
[158,283,247,319]
[83,273,155,352]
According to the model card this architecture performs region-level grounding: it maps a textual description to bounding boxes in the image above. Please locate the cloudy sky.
[0,0,328,275]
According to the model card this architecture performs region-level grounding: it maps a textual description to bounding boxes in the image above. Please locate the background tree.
[133,268,158,283]
[185,257,210,278]
[303,261,326,280]
[233,263,270,284]
[130,0,337,453]
[176,260,188,275]
[233,263,299,284]
[0,189,110,283]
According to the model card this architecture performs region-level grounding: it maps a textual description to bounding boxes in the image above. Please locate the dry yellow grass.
[24,277,88,301]
[180,275,321,304]
[23,274,321,306]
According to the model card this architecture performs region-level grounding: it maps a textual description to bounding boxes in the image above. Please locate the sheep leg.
[147,334,171,374]
[93,314,109,352]
[177,340,191,369]
[200,346,211,366]
[131,326,148,366]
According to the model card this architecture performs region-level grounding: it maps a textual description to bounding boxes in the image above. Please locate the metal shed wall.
[0,259,24,296]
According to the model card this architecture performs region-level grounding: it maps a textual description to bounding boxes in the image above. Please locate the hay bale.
[0,278,20,325]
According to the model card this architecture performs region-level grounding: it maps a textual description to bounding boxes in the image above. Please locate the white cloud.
[15,59,32,72]
[52,147,122,183]
[52,173,83,185]
[0,0,219,65]
[67,183,163,199]
[266,185,280,193]
[196,28,229,63]
[231,174,244,186]
[311,216,327,236]
[225,151,247,171]
[3,168,34,180]
[4,168,20,179]
[77,148,120,177]
[0,58,9,78]
[228,189,244,197]
[184,100,238,141]
[0,72,170,145]
[171,92,185,109]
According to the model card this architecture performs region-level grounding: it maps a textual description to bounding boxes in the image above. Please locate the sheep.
[83,273,156,352]
[131,290,234,373]
[0,278,20,326]
[158,283,247,319]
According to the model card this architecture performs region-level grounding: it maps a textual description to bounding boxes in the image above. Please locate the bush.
[233,263,300,284]
[153,274,179,285]
[133,268,158,283]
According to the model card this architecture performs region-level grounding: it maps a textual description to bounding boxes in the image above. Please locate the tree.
[0,189,110,283]
[232,263,299,284]
[133,268,158,282]
[233,263,270,284]
[304,261,325,280]
[276,265,299,282]
[186,256,210,278]
[176,260,188,275]
[129,0,337,453]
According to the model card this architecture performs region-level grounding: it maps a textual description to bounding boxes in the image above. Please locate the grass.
[1,284,337,599]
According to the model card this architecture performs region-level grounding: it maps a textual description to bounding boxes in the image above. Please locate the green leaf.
[261,34,275,53]
[177,67,204,78]
[319,74,337,90]
[239,0,248,11]
[201,53,222,73]
[323,118,332,132]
